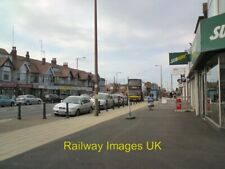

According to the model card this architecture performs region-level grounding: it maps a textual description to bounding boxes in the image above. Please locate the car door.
[80,99,87,113]
[2,95,6,106]
[28,95,34,104]
[85,99,92,112]
[108,95,113,108]
[4,96,10,106]
[83,98,89,113]
[0,95,6,106]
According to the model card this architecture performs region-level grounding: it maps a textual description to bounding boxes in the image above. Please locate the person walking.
[147,94,154,111]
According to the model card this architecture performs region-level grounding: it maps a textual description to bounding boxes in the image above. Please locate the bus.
[128,79,143,102]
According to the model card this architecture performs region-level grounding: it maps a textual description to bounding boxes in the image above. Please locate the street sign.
[169,52,190,65]
[201,13,225,52]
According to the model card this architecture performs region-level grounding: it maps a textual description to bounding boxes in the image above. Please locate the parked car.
[112,93,125,106]
[122,95,128,105]
[0,95,15,107]
[96,93,114,109]
[81,94,94,108]
[44,94,61,103]
[16,95,42,105]
[53,96,93,116]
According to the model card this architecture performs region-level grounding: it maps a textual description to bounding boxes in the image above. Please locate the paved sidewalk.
[0,102,145,161]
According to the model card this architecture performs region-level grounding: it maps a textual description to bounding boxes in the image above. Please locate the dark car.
[44,94,61,103]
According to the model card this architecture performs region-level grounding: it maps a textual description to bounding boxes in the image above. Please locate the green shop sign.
[201,13,225,52]
[169,52,190,65]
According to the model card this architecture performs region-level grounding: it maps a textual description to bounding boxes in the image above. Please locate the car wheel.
[26,101,30,105]
[75,109,80,116]
[11,102,14,107]
[38,100,41,104]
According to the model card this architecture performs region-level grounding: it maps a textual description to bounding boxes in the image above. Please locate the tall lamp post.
[94,0,100,116]
[114,72,121,93]
[155,64,163,89]
[76,57,86,70]
[115,72,121,84]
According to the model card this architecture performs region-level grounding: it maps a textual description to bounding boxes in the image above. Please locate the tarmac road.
[1,102,225,169]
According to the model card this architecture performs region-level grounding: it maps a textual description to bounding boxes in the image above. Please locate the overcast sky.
[0,0,205,89]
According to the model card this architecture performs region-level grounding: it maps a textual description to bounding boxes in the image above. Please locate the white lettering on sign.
[209,24,225,40]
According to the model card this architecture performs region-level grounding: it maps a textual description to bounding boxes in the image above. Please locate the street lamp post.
[155,64,163,89]
[94,0,100,116]
[76,57,86,70]
[115,72,121,84]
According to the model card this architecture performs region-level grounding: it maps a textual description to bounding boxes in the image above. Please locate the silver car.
[98,93,114,109]
[53,96,93,116]
[16,95,42,105]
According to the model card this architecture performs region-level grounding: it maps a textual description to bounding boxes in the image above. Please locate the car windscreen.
[63,97,81,104]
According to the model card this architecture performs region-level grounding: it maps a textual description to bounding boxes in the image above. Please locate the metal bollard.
[43,102,46,119]
[123,98,125,107]
[66,102,69,118]
[105,100,108,111]
[18,103,21,120]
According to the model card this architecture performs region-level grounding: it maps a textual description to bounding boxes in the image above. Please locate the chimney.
[203,3,208,18]
[26,51,30,60]
[10,46,17,59]
[42,58,46,64]
[51,58,57,65]
[63,62,68,67]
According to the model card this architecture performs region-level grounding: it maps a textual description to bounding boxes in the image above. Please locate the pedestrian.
[147,94,154,111]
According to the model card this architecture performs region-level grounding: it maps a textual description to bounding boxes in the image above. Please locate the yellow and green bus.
[128,79,143,102]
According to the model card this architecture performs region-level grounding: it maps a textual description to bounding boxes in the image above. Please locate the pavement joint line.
[0,102,145,161]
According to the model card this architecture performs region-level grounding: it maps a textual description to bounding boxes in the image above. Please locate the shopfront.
[190,13,225,128]
[0,82,17,97]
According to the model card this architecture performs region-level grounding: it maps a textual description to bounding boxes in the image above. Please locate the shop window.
[206,57,219,124]
[220,55,225,128]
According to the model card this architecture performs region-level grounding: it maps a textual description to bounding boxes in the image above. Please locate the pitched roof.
[60,66,71,77]
[0,57,8,67]
[29,58,52,74]
[0,48,9,55]
[78,70,89,80]
[71,69,79,78]
[12,55,39,73]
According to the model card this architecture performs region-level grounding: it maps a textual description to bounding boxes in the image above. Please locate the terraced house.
[0,47,105,98]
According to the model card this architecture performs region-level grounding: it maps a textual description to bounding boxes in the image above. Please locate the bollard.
[17,103,21,120]
[43,102,46,119]
[66,102,69,118]
[105,100,108,111]
[123,98,125,107]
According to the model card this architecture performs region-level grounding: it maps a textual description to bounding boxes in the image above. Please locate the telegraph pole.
[94,0,100,116]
